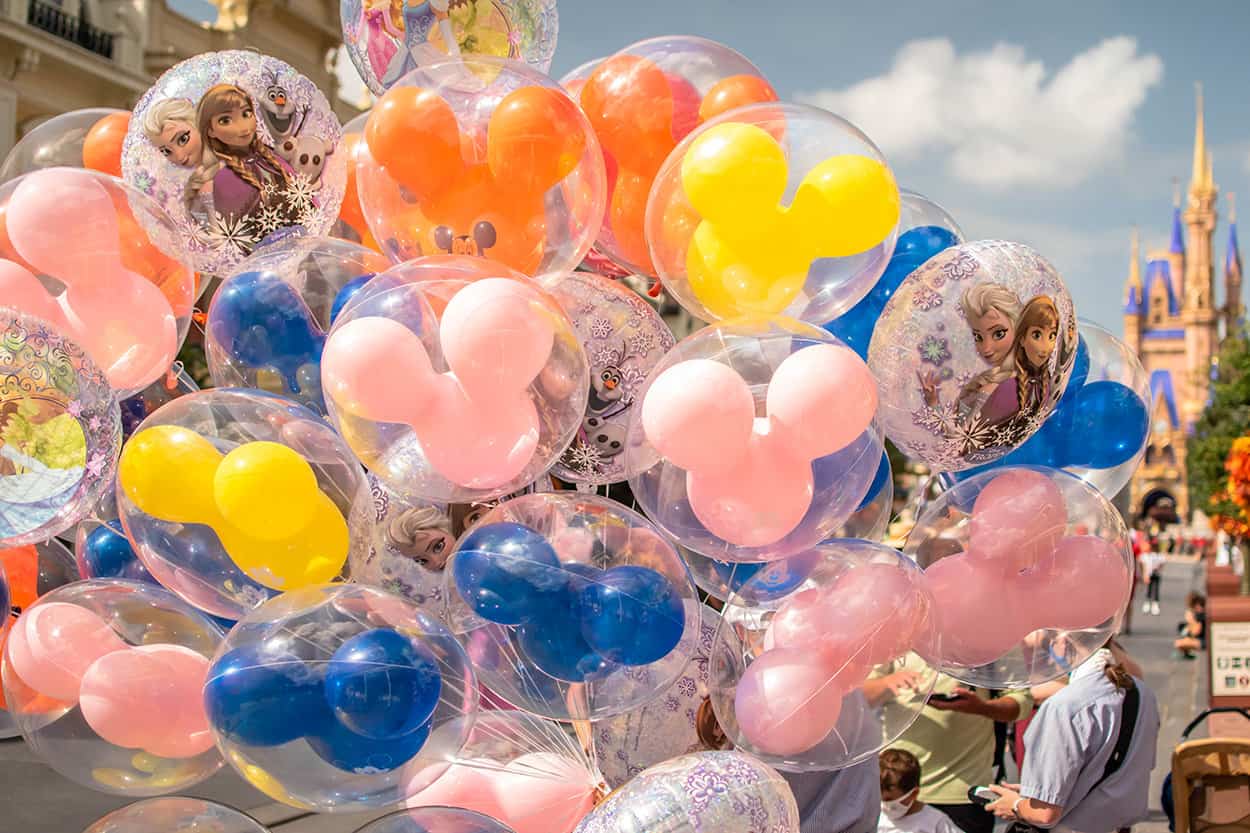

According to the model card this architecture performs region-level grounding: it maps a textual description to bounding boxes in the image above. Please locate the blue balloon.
[515,562,614,683]
[204,643,333,746]
[148,524,276,605]
[325,628,442,741]
[709,551,819,603]
[329,273,375,324]
[453,522,566,625]
[1065,380,1150,469]
[579,565,684,666]
[825,226,959,359]
[81,520,152,582]
[209,270,326,396]
[308,716,429,773]
[856,452,891,512]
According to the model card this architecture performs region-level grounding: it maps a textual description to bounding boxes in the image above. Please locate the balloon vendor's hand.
[927,687,986,715]
[985,783,1021,819]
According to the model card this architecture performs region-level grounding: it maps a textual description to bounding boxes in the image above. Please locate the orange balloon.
[339,133,369,233]
[608,170,655,274]
[699,75,779,123]
[580,55,675,177]
[366,87,463,198]
[0,545,39,712]
[82,112,130,177]
[488,86,587,197]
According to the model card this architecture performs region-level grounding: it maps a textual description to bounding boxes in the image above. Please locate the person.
[187,84,297,231]
[1141,546,1164,616]
[142,98,202,166]
[878,748,966,833]
[985,642,1160,832]
[870,660,1033,833]
[1174,592,1207,659]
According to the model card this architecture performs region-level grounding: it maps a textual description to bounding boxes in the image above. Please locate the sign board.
[1211,621,1250,696]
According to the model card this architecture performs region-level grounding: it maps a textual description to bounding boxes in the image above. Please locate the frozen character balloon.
[386,504,456,572]
[141,99,201,168]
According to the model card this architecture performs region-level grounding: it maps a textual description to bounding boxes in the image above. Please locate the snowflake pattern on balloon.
[918,335,949,366]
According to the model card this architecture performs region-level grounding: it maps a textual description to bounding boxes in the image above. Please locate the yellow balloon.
[219,491,347,590]
[681,123,788,227]
[789,154,900,256]
[119,426,221,523]
[214,442,319,542]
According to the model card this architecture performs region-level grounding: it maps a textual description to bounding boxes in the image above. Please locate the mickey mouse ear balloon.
[341,0,558,96]
[123,51,346,274]
[646,101,900,325]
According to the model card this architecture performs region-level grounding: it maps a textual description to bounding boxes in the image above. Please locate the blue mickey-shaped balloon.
[579,565,684,666]
[708,549,820,603]
[453,522,568,625]
[329,273,375,325]
[204,641,334,746]
[80,520,153,582]
[826,226,960,358]
[325,628,442,741]
[516,562,615,683]
[209,270,326,396]
[308,715,430,773]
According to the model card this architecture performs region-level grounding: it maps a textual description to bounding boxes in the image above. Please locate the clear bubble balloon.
[0,538,78,706]
[341,0,558,96]
[356,58,604,279]
[404,709,600,833]
[546,272,675,485]
[903,466,1132,688]
[577,36,778,278]
[321,257,587,504]
[206,236,390,415]
[446,492,699,721]
[75,517,153,583]
[0,310,121,548]
[706,541,935,770]
[334,115,380,252]
[357,808,517,833]
[574,750,799,833]
[868,240,1078,472]
[0,168,196,397]
[84,797,269,833]
[116,389,364,619]
[123,50,346,274]
[647,101,899,325]
[1,579,226,795]
[119,363,200,439]
[0,108,130,181]
[204,584,478,812]
[950,320,1150,500]
[624,318,884,562]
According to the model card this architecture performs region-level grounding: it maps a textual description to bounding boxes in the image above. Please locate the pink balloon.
[406,759,504,818]
[1032,535,1130,630]
[642,359,755,475]
[919,554,1028,668]
[7,169,119,284]
[418,384,540,489]
[62,275,177,392]
[687,432,812,547]
[438,278,555,400]
[734,645,845,756]
[5,603,127,702]
[490,752,598,833]
[0,260,63,324]
[767,344,878,460]
[322,317,435,423]
[968,469,1067,574]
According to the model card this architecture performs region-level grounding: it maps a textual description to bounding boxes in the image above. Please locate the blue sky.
[329,1,1250,333]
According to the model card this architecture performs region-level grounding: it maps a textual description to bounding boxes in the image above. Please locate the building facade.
[0,0,358,162]
[1123,89,1243,524]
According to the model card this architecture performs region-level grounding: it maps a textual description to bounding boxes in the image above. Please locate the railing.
[26,0,115,59]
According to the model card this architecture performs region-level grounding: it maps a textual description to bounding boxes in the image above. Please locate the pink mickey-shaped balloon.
[687,432,812,547]
[406,759,504,818]
[5,602,128,703]
[418,383,540,489]
[767,590,872,679]
[0,261,62,324]
[968,469,1067,574]
[489,752,599,833]
[918,554,1029,669]
[1031,535,1130,631]
[734,645,845,756]
[642,358,755,476]
[322,316,435,423]
[439,278,556,400]
[7,169,119,283]
[768,344,878,460]
[62,278,178,393]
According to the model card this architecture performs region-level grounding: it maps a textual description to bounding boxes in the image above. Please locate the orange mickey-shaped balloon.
[82,111,131,177]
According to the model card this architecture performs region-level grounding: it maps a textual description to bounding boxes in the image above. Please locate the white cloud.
[796,37,1163,190]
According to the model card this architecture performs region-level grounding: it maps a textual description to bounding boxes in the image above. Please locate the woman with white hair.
[142,97,201,167]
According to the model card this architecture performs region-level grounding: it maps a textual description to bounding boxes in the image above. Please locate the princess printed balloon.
[123,51,346,274]
[341,0,558,96]
[868,240,1077,472]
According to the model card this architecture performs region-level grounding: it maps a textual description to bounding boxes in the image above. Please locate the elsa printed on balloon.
[124,51,346,275]
[870,241,1076,472]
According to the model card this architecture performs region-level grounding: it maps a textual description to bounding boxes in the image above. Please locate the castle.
[1123,88,1243,524]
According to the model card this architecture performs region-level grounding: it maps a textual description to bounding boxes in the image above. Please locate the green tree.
[1187,332,1250,590]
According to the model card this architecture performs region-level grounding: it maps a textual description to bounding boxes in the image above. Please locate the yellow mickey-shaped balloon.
[119,427,348,591]
[680,121,900,320]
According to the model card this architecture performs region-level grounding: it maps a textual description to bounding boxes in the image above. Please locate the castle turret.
[1226,192,1243,334]
[1124,226,1143,351]
[1182,83,1219,430]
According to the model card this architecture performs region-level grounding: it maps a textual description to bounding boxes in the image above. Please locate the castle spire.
[1130,226,1141,286]
[1191,83,1214,193]
[1227,193,1243,330]
[1171,178,1185,254]
[1125,226,1144,314]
